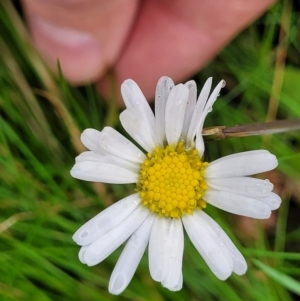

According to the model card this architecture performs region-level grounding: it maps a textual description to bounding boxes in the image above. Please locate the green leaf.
[253,260,300,296]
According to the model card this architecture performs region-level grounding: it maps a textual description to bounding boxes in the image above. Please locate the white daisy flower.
[71,77,281,295]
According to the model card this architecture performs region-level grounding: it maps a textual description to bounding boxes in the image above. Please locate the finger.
[99,0,276,100]
[22,0,139,84]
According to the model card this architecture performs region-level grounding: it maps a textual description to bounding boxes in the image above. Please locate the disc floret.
[137,142,208,218]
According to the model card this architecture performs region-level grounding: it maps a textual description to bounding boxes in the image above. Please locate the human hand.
[22,0,276,99]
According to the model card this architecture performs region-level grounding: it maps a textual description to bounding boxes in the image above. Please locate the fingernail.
[28,16,103,83]
[31,16,98,48]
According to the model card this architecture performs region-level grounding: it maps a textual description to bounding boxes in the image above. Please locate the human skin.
[22,0,276,100]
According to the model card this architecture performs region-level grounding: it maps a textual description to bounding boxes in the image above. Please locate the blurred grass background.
[1,0,300,300]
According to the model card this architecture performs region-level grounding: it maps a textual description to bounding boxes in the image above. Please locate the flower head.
[71,77,281,294]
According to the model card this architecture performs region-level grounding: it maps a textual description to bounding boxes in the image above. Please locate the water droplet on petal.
[131,234,140,246]
[80,231,89,239]
[221,80,226,88]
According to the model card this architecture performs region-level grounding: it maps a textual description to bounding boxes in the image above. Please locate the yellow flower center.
[136,142,208,218]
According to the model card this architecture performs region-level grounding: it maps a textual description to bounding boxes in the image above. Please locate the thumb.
[22,0,139,84]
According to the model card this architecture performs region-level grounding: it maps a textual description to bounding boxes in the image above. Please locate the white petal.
[258,192,281,210]
[121,79,154,122]
[197,80,225,130]
[207,177,274,198]
[121,79,158,144]
[73,193,141,246]
[108,214,155,295]
[182,211,233,280]
[181,80,197,139]
[204,190,271,219]
[148,217,171,281]
[165,84,189,146]
[211,149,268,162]
[81,128,102,151]
[206,150,278,178]
[186,77,212,145]
[75,151,140,172]
[81,205,150,266]
[196,132,205,157]
[120,108,156,152]
[70,161,138,183]
[99,127,146,163]
[199,211,247,275]
[161,218,184,291]
[155,76,174,146]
